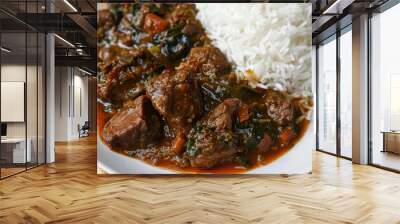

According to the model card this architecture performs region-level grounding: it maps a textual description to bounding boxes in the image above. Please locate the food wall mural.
[97,3,313,174]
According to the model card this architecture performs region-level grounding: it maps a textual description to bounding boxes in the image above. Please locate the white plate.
[97,116,314,174]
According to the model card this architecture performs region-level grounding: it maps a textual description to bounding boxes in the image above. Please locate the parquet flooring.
[1,167,26,178]
[1,135,400,224]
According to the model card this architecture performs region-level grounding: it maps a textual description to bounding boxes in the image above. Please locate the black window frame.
[315,21,353,161]
[367,0,400,173]
[0,0,48,180]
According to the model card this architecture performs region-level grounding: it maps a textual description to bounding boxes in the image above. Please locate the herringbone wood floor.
[0,136,400,224]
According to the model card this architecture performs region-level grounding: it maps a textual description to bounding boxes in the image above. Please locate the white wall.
[1,65,26,138]
[54,67,89,141]
[1,65,41,137]
[1,64,46,163]
[72,73,89,138]
[55,66,69,141]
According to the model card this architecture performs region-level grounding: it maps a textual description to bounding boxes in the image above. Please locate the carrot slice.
[278,127,296,147]
[143,13,168,35]
[172,132,186,155]
[257,133,272,152]
[238,103,250,123]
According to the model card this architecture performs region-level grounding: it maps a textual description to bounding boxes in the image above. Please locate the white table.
[1,138,31,163]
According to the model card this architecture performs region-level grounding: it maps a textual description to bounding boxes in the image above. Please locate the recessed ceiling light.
[78,67,93,76]
[323,0,354,15]
[63,0,78,12]
[54,34,75,48]
[1,47,11,53]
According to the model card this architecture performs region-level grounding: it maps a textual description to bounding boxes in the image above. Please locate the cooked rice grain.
[196,3,312,97]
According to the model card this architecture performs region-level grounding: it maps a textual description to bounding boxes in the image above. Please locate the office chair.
[79,121,90,138]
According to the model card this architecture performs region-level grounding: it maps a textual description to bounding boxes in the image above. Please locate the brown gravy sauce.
[98,103,310,174]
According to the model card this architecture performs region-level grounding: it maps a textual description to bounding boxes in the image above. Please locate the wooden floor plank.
[0,135,399,224]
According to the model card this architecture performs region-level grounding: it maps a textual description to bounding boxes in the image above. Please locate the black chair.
[78,121,90,138]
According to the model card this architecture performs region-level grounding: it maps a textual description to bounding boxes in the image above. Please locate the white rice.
[195,3,312,97]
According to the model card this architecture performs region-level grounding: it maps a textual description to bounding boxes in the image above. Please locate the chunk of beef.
[256,133,272,153]
[166,4,206,45]
[102,95,161,149]
[98,9,115,31]
[140,3,172,16]
[178,46,231,78]
[186,98,244,168]
[263,90,295,126]
[145,69,203,154]
[166,4,196,26]
[145,69,203,128]
[97,9,115,43]
[205,98,240,132]
[97,48,160,103]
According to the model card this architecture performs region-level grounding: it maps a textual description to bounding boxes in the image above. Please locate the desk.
[1,138,31,163]
[381,131,400,154]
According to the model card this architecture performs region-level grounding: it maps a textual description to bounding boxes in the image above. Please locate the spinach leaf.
[111,5,123,24]
[235,156,252,168]
[153,26,192,59]
[185,138,197,157]
[245,137,259,149]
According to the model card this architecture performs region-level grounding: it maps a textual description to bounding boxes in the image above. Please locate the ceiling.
[0,0,97,74]
[311,0,391,43]
[0,0,396,74]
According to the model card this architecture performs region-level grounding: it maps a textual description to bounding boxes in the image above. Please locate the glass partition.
[370,3,400,171]
[339,27,352,158]
[0,31,28,177]
[317,36,337,155]
[0,0,46,179]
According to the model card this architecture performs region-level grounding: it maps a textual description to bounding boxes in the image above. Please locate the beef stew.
[97,3,311,173]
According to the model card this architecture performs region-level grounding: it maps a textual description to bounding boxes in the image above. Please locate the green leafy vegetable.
[185,138,197,157]
[103,103,113,113]
[235,156,252,168]
[153,26,192,59]
[111,5,123,24]
[245,137,259,149]
[194,122,205,133]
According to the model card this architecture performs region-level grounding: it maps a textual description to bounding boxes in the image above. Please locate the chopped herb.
[111,6,123,24]
[148,45,161,55]
[245,137,259,149]
[142,72,159,80]
[201,85,221,103]
[217,132,233,143]
[235,156,252,168]
[153,26,192,59]
[194,122,205,133]
[185,138,197,157]
[159,147,169,157]
[103,103,113,113]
